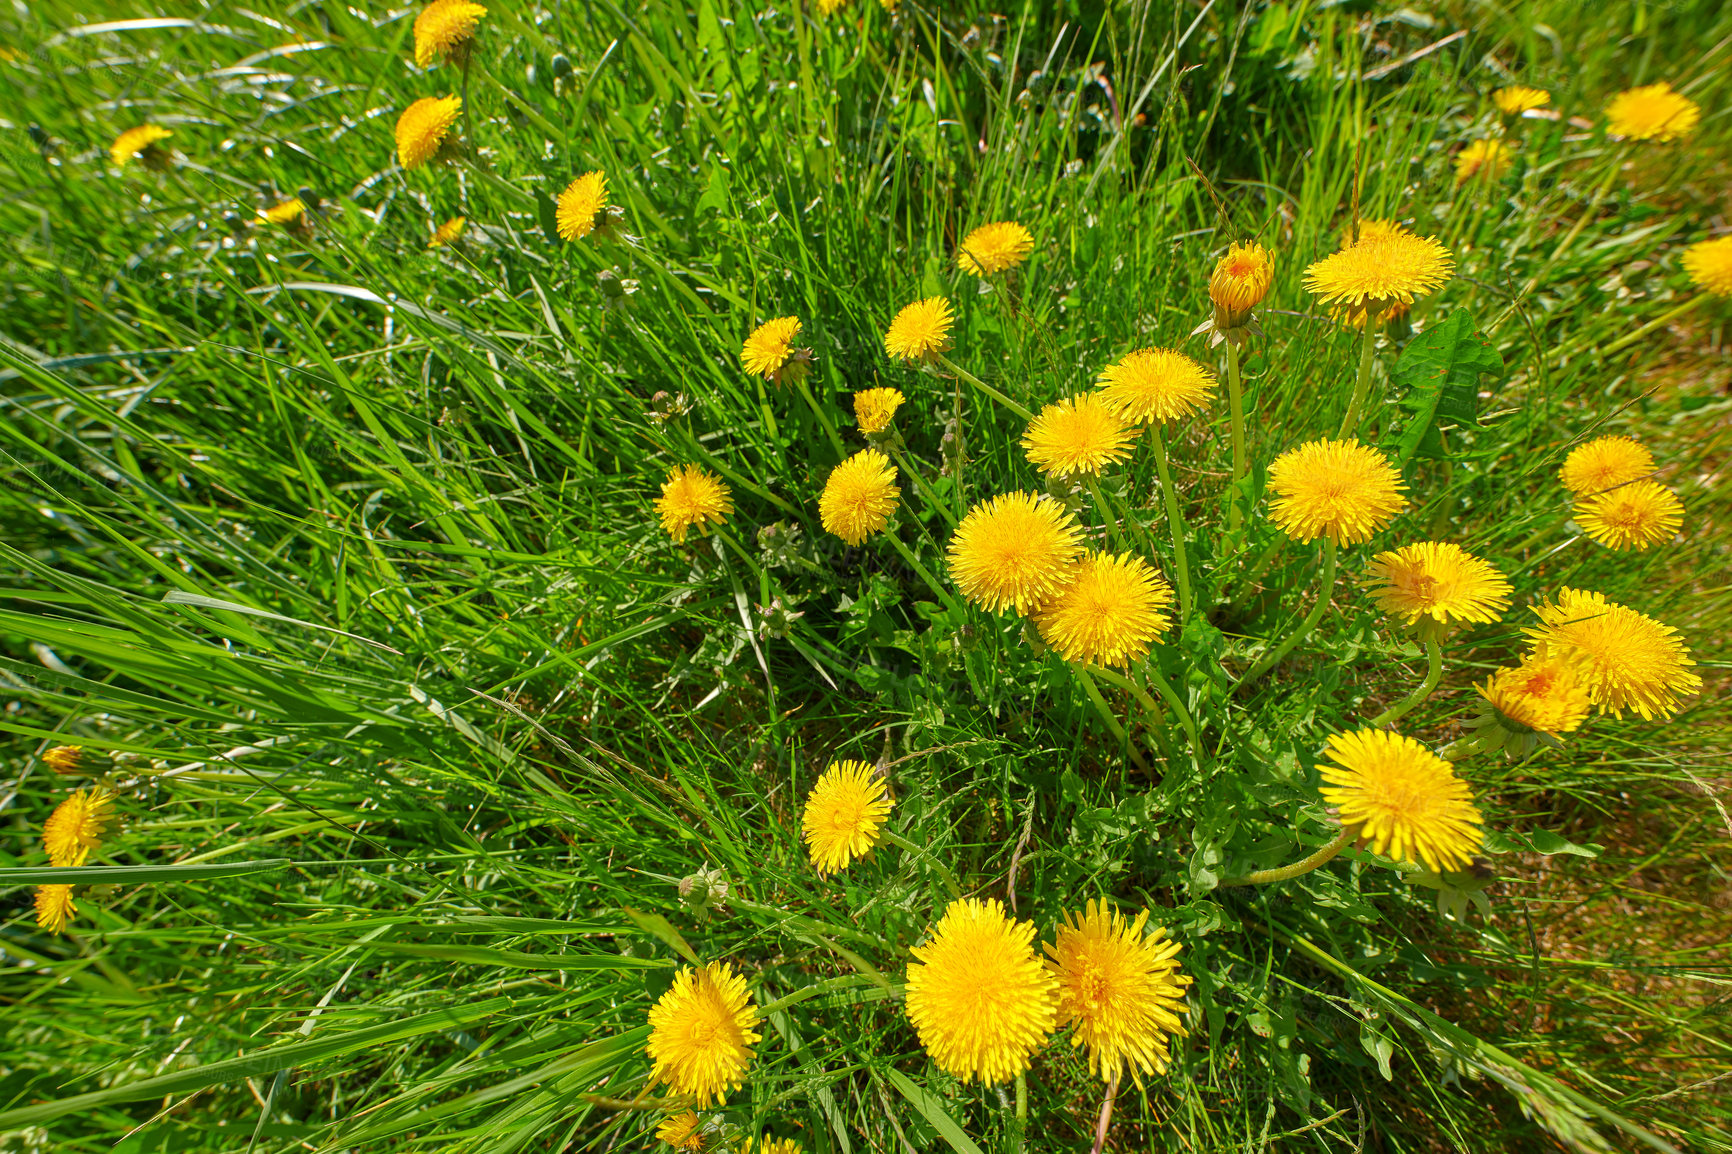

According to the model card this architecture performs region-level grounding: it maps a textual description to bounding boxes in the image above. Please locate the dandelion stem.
[796,378,845,459]
[1083,475,1123,550]
[1091,1071,1120,1154]
[1225,340,1247,533]
[1367,637,1444,728]
[1337,318,1381,441]
[1071,665,1150,773]
[879,830,963,899]
[888,447,958,530]
[1217,826,1355,887]
[1151,427,1192,621]
[1237,537,1337,687]
[936,354,1035,422]
[882,525,965,621]
[1092,664,1199,757]
[1014,1072,1029,1154]
[1598,294,1707,359]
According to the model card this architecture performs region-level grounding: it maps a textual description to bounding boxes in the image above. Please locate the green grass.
[0,0,1729,1150]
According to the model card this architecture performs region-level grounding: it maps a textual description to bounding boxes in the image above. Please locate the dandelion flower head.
[741,316,813,386]
[1558,435,1654,496]
[1095,348,1215,426]
[801,760,893,875]
[655,1111,706,1151]
[395,95,461,169]
[905,897,1058,1085]
[853,387,905,434]
[1034,551,1172,668]
[655,465,733,544]
[1330,221,1414,325]
[1197,241,1274,344]
[1575,479,1683,551]
[1044,901,1189,1085]
[414,0,487,68]
[44,787,113,867]
[646,961,762,1106]
[1318,729,1484,873]
[430,216,467,247]
[43,746,83,774]
[1454,139,1513,184]
[755,1141,801,1154]
[110,124,171,168]
[1524,588,1702,719]
[1266,439,1407,546]
[818,449,899,546]
[1683,235,1732,298]
[1493,86,1550,116]
[1363,542,1512,636]
[1477,653,1591,737]
[34,884,77,935]
[1021,393,1136,479]
[884,297,954,363]
[946,491,1084,615]
[1304,229,1454,323]
[958,221,1035,276]
[260,198,305,225]
[557,170,609,241]
[1605,82,1701,142]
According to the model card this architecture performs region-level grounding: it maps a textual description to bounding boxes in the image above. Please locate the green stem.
[1014,1072,1029,1154]
[882,526,964,622]
[1150,426,1192,622]
[1596,294,1707,359]
[1071,665,1149,772]
[1225,340,1247,533]
[935,353,1035,422]
[1336,318,1381,441]
[1093,664,1199,756]
[879,830,963,899]
[1237,538,1337,687]
[758,973,884,1017]
[1366,637,1444,728]
[887,446,958,530]
[1217,826,1355,887]
[797,378,845,459]
[1083,474,1122,550]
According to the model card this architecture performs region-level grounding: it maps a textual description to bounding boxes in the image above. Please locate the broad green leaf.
[1389,309,1502,465]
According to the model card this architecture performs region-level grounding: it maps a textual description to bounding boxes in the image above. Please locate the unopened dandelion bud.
[43,746,83,775]
[1198,242,1274,347]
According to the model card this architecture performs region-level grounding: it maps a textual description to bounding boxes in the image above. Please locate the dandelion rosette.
[395,95,461,169]
[34,884,77,935]
[1034,551,1172,668]
[957,221,1034,276]
[1044,901,1189,1085]
[655,465,733,544]
[44,787,113,867]
[905,897,1058,1085]
[413,0,487,69]
[110,124,171,168]
[946,491,1085,615]
[1575,479,1683,551]
[1493,86,1550,116]
[1454,138,1514,184]
[818,449,899,546]
[1318,729,1484,873]
[1095,348,1215,426]
[1605,81,1701,142]
[1558,435,1654,496]
[1304,229,1454,324]
[556,170,610,241]
[1469,653,1591,755]
[852,387,905,434]
[655,1110,706,1151]
[1021,393,1136,479]
[741,316,813,386]
[883,297,954,363]
[1363,541,1512,639]
[1524,588,1702,719]
[1682,235,1732,298]
[646,961,762,1106]
[1266,439,1407,546]
[430,217,467,247]
[801,760,893,875]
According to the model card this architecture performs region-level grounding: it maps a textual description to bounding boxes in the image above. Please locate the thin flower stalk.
[1083,475,1124,550]
[796,378,845,458]
[935,354,1035,422]
[1092,1072,1121,1154]
[1071,665,1150,773]
[883,520,966,621]
[1337,318,1381,440]
[1366,638,1444,728]
[886,447,958,530]
[1092,664,1199,756]
[1238,539,1338,686]
[1217,826,1356,887]
[876,829,963,898]
[1224,342,1248,533]
[1149,426,1192,621]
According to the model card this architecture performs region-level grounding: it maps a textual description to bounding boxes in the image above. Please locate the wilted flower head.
[1021,393,1135,479]
[110,124,172,169]
[654,1111,706,1151]
[1318,729,1484,873]
[655,465,733,544]
[1454,139,1513,184]
[413,0,487,68]
[556,171,609,241]
[395,95,461,169]
[958,221,1035,276]
[1095,348,1215,426]
[1605,81,1701,142]
[1558,435,1654,497]
[1682,235,1732,298]
[818,449,899,546]
[1575,479,1683,551]
[1045,901,1189,1086]
[1524,588,1701,719]
[884,297,954,363]
[646,962,762,1106]
[947,492,1084,615]
[1493,86,1550,116]
[1266,439,1407,546]
[43,746,83,775]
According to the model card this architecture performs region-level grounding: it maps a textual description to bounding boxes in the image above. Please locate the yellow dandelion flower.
[1328,221,1414,326]
[816,0,850,14]
[655,465,733,544]
[1095,348,1215,426]
[395,95,461,169]
[905,897,1058,1085]
[260,198,305,225]
[947,492,1085,615]
[1605,81,1701,142]
[755,1141,801,1154]
[1021,393,1136,479]
[34,884,77,935]
[655,1110,706,1151]
[430,216,467,247]
[853,387,905,434]
[43,787,113,868]
[413,0,487,69]
[1034,551,1172,668]
[1576,479,1683,551]
[1266,439,1407,546]
[1363,542,1512,637]
[1493,86,1550,116]
[741,316,812,386]
[1524,588,1702,719]
[957,221,1035,276]
[1454,139,1514,184]
[818,449,899,546]
[884,297,954,363]
[1209,242,1274,322]
[646,962,762,1107]
[1476,653,1591,737]
[1683,235,1732,298]
[110,124,171,168]
[556,170,609,241]
[1318,729,1484,873]
[801,760,893,875]
[1304,230,1454,324]
[1045,901,1189,1086]
[1558,435,1654,496]
[43,746,83,774]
